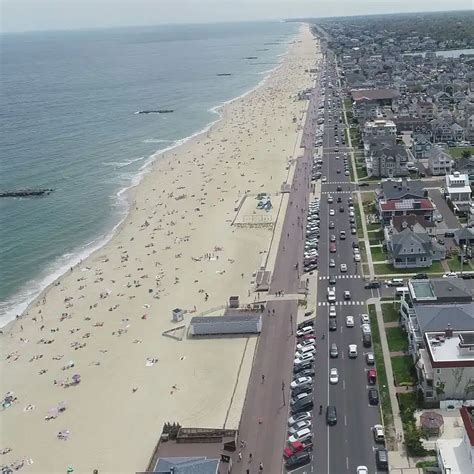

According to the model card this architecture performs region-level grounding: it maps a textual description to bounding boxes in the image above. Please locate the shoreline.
[0,32,297,329]
[0,24,318,473]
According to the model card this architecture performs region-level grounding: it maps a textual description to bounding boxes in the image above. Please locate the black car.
[462,273,473,280]
[329,276,337,285]
[293,360,314,374]
[285,452,311,470]
[413,273,428,280]
[326,405,337,425]
[297,320,314,329]
[352,242,359,249]
[339,207,344,213]
[364,281,381,289]
[297,368,316,378]
[362,333,372,348]
[291,399,314,415]
[375,448,389,471]
[329,319,337,331]
[336,186,342,191]
[359,183,369,187]
[368,388,379,405]
[304,264,318,273]
[337,197,342,203]
[291,385,313,397]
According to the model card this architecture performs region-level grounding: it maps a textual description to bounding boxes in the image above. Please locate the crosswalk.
[321,190,353,195]
[322,181,349,185]
[318,301,366,306]
[319,275,362,280]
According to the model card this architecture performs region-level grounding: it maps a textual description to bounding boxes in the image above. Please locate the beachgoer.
[261,374,265,383]
[238,452,242,461]
[249,453,253,462]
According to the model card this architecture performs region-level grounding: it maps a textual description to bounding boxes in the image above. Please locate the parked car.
[356,467,368,474]
[368,388,379,405]
[413,273,428,280]
[329,319,337,331]
[293,360,313,374]
[330,343,339,358]
[288,412,312,427]
[348,344,357,358]
[296,339,315,350]
[294,353,315,365]
[373,424,385,443]
[329,305,337,318]
[291,398,314,415]
[295,368,315,378]
[296,326,314,337]
[285,451,311,470]
[288,420,312,435]
[361,313,370,324]
[366,352,375,365]
[364,281,380,289]
[291,376,313,389]
[375,448,389,471]
[288,427,312,444]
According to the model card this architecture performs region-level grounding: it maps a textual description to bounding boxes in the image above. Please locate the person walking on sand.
[238,452,242,462]
[259,462,264,471]
[261,374,265,383]
[249,453,253,462]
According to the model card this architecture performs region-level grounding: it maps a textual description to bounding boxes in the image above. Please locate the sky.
[1,0,472,33]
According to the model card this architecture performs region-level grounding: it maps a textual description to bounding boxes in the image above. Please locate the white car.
[340,263,347,272]
[356,467,368,474]
[344,290,351,300]
[288,427,312,444]
[329,259,336,268]
[345,170,350,176]
[361,313,370,324]
[329,305,337,318]
[296,339,315,350]
[327,195,333,203]
[348,344,358,358]
[288,420,312,435]
[327,289,336,302]
[443,272,458,278]
[354,253,361,262]
[346,316,354,327]
[349,211,355,217]
[296,326,314,337]
[322,176,327,183]
[329,209,335,216]
[361,323,371,335]
[296,345,316,356]
[294,353,315,365]
[288,411,312,426]
[329,368,339,384]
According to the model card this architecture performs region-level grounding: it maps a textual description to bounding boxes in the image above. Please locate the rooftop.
[414,304,474,334]
[351,88,399,102]
[409,278,473,303]
[392,214,436,232]
[380,198,434,212]
[381,179,426,201]
[460,406,474,447]
[425,330,474,366]
[437,438,473,474]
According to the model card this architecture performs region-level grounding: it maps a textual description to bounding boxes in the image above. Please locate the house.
[379,179,427,201]
[465,114,474,142]
[385,227,445,269]
[389,214,437,236]
[451,123,465,143]
[437,406,474,474]
[454,227,474,247]
[417,101,435,120]
[445,172,472,213]
[153,457,220,473]
[351,88,399,120]
[367,141,409,178]
[432,119,455,144]
[399,278,474,351]
[416,330,474,402]
[378,198,435,225]
[429,146,453,176]
[362,119,397,141]
[412,124,433,159]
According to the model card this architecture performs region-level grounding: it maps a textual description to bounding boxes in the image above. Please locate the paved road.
[299,56,382,474]
[232,68,322,473]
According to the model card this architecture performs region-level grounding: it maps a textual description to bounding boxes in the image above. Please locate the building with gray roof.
[152,457,219,474]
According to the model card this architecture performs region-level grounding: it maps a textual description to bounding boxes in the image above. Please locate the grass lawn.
[386,327,409,352]
[356,166,368,179]
[381,302,400,323]
[370,246,388,262]
[447,146,474,159]
[343,97,352,112]
[391,356,416,385]
[368,304,393,428]
[373,261,444,275]
[354,201,364,239]
[447,256,473,272]
[367,223,381,232]
[358,241,367,262]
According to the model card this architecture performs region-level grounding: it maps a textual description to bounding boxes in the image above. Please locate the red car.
[329,243,336,253]
[283,440,314,458]
[367,368,377,385]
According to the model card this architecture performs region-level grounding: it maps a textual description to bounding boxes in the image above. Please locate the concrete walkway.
[372,299,404,451]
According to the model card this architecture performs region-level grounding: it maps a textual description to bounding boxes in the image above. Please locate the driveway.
[428,188,460,230]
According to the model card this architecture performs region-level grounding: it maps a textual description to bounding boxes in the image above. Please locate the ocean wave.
[143,138,174,144]
[102,156,145,168]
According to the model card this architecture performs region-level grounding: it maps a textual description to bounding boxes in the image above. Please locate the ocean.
[0,21,299,325]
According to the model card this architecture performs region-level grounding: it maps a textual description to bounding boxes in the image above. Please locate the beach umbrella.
[57,401,67,412]
[72,374,81,383]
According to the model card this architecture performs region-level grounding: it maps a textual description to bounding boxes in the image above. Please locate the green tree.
[461,150,472,159]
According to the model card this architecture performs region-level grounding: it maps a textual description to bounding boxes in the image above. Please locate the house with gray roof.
[454,227,474,247]
[428,145,453,176]
[379,179,427,201]
[399,277,474,354]
[386,227,445,268]
[366,141,409,178]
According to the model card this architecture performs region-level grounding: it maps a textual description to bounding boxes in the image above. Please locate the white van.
[395,286,409,296]
[386,278,404,287]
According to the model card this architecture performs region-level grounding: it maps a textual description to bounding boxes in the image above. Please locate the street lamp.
[281,381,286,406]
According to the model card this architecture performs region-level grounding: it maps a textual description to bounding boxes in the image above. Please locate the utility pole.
[281,380,286,406]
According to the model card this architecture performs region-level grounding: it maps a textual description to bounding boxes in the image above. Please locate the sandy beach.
[0,24,318,473]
